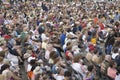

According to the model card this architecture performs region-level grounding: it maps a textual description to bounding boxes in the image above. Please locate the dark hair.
[31,64,37,71]
[49,51,56,59]
[109,60,116,68]
[30,59,36,65]
[88,31,92,36]
[94,49,98,54]
[113,48,118,53]
[0,64,10,74]
[87,65,94,72]
[66,42,71,46]
[64,70,71,77]
[73,55,81,62]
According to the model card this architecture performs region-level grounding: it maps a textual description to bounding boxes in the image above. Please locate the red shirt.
[98,22,104,31]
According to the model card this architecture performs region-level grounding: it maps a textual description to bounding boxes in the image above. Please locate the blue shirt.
[60,33,66,46]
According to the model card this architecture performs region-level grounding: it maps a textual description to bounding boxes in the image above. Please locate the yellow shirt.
[91,38,96,44]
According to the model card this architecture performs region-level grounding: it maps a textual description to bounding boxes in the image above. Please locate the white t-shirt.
[7,53,18,65]
[45,50,50,60]
[41,33,49,42]
[27,64,32,72]
[71,63,86,78]
[112,53,119,59]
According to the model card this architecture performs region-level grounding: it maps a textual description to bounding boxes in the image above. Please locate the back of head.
[87,65,94,72]
[64,70,71,78]
[113,48,118,53]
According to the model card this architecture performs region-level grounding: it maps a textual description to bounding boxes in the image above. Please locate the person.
[107,60,117,79]
[0,64,20,80]
[85,65,95,80]
[45,43,57,60]
[53,67,64,80]
[112,48,119,59]
[101,55,112,77]
[71,55,86,78]
[0,0,120,80]
[115,52,120,67]
[105,30,115,54]
[65,45,74,60]
[64,70,72,80]
[92,49,100,64]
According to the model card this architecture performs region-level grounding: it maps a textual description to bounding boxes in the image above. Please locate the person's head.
[66,42,71,47]
[113,48,118,53]
[87,65,94,72]
[109,60,117,68]
[93,49,98,55]
[73,54,81,63]
[57,67,64,75]
[50,52,58,60]
[66,45,72,51]
[30,59,36,65]
[49,51,56,59]
[64,70,72,80]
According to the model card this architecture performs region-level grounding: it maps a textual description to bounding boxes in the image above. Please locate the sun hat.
[37,59,43,64]
[24,53,31,59]
[33,66,42,75]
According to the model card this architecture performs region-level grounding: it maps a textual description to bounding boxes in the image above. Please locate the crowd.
[0,0,120,80]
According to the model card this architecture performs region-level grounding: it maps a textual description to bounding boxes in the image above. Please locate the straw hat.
[37,59,43,64]
[33,66,42,75]
[24,53,31,59]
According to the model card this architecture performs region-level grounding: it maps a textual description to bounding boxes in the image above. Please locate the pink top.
[107,67,117,79]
